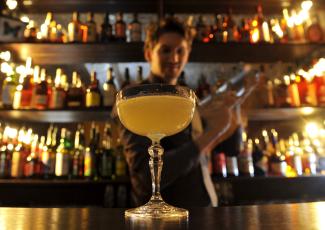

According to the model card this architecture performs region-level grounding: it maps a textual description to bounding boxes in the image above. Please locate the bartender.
[117,17,239,207]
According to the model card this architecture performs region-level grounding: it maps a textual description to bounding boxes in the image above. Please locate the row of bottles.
[255,59,325,108]
[0,122,128,180]
[24,12,142,43]
[1,59,144,109]
[191,3,322,43]
[212,127,323,178]
[21,2,322,44]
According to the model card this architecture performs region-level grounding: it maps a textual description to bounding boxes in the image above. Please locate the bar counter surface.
[1,202,324,229]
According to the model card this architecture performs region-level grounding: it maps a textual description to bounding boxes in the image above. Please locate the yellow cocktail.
[117,95,195,141]
[116,84,196,219]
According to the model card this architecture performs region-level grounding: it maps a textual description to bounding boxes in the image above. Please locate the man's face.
[146,32,191,84]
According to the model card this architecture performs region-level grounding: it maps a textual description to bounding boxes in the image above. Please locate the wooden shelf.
[248,107,325,121]
[2,42,323,64]
[0,109,112,123]
[19,0,159,13]
[18,0,320,14]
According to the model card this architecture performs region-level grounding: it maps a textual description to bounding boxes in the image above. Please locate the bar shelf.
[0,109,112,123]
[248,107,325,121]
[1,42,323,64]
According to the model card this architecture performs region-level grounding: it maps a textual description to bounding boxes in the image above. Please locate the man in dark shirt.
[117,17,238,207]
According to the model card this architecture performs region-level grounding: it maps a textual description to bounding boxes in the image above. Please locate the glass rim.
[116,83,196,101]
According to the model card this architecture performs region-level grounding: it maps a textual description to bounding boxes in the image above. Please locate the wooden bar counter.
[1,202,324,229]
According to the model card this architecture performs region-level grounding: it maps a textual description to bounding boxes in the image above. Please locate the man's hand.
[195,91,239,153]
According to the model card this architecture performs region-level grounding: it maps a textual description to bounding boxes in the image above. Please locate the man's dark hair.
[144,17,193,50]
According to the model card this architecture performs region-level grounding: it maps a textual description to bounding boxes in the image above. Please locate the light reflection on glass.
[125,216,188,230]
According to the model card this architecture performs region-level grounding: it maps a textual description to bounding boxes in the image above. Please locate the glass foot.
[125,199,188,219]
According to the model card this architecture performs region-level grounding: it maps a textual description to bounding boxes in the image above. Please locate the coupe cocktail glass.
[116,84,196,219]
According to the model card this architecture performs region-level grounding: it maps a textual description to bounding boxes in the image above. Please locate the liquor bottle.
[300,133,317,175]
[296,74,308,106]
[274,78,290,107]
[85,71,102,108]
[55,128,71,178]
[2,75,17,109]
[128,13,142,42]
[239,18,251,42]
[83,12,97,43]
[68,12,82,43]
[121,67,131,89]
[34,68,48,109]
[196,15,210,43]
[101,12,114,42]
[0,145,7,178]
[268,130,287,176]
[20,73,34,109]
[42,125,55,179]
[223,9,237,42]
[72,125,85,178]
[11,143,23,178]
[212,14,224,43]
[266,80,275,107]
[136,66,143,83]
[48,68,66,109]
[212,150,227,178]
[40,12,53,41]
[84,123,98,179]
[238,134,255,177]
[66,71,84,108]
[305,14,324,42]
[252,138,268,176]
[24,20,38,42]
[285,136,303,176]
[100,123,115,179]
[35,136,46,177]
[13,75,24,110]
[24,134,39,178]
[115,138,127,177]
[103,67,117,108]
[285,72,301,107]
[114,12,127,42]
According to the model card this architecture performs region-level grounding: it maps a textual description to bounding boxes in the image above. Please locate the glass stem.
[148,141,164,201]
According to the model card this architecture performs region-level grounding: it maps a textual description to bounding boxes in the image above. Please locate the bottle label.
[13,91,22,109]
[49,90,65,109]
[55,152,69,176]
[115,24,126,38]
[35,95,48,107]
[2,84,15,106]
[11,151,21,178]
[238,155,254,176]
[86,25,97,42]
[115,159,126,177]
[86,93,100,107]
[68,23,82,42]
[84,154,92,177]
[67,101,82,107]
[103,89,116,107]
[130,24,142,42]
